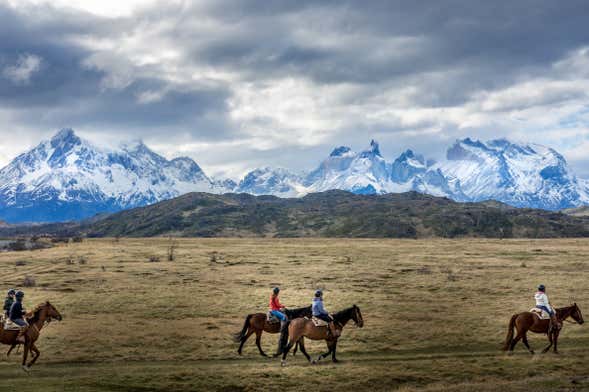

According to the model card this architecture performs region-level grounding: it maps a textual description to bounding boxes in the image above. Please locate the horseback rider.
[9,291,28,343]
[269,287,289,351]
[312,290,339,338]
[3,289,16,319]
[535,284,561,332]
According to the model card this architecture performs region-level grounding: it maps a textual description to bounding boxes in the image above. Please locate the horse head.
[44,301,63,322]
[571,303,584,325]
[352,304,364,328]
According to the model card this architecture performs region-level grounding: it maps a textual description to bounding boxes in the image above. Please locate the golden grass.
[0,238,588,391]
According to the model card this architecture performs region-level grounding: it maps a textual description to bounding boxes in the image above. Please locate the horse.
[503,303,584,354]
[0,301,63,371]
[280,305,363,366]
[234,306,312,357]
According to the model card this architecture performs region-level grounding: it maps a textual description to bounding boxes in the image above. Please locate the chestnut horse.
[0,301,63,371]
[234,306,311,357]
[503,303,584,354]
[281,305,363,366]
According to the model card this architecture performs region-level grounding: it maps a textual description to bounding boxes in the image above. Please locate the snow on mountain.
[437,138,589,210]
[0,129,228,222]
[305,140,390,194]
[0,130,587,223]
[236,167,304,197]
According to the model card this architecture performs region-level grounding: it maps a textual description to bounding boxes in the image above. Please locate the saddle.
[306,316,329,327]
[530,307,550,320]
[266,312,280,324]
[3,319,22,331]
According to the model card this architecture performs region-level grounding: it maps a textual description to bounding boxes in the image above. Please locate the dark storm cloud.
[1,0,589,177]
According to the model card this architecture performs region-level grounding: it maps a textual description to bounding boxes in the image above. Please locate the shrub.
[15,260,27,267]
[23,276,36,287]
[6,239,27,251]
[149,256,160,263]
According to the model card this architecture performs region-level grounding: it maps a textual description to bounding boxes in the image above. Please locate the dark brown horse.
[280,305,363,366]
[0,301,62,371]
[503,303,584,354]
[234,306,311,357]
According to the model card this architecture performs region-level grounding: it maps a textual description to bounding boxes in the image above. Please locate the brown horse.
[280,305,363,366]
[503,303,584,354]
[234,306,311,357]
[0,301,63,371]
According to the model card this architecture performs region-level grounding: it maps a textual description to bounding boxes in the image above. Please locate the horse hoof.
[281,360,287,367]
[21,366,30,373]
[311,360,317,365]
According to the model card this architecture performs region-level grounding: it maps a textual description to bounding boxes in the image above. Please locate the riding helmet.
[15,290,24,298]
[7,289,15,296]
[273,287,280,294]
[315,290,323,298]
[538,284,546,292]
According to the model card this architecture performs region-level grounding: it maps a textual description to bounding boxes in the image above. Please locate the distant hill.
[562,206,589,217]
[4,190,584,239]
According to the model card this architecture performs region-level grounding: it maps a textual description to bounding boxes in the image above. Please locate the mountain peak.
[370,139,381,155]
[330,146,352,157]
[50,128,80,147]
[358,139,382,158]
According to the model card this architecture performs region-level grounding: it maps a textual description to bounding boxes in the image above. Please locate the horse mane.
[332,306,356,322]
[27,301,51,323]
[285,305,312,318]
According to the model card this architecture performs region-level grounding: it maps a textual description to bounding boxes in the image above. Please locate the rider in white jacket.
[535,284,560,331]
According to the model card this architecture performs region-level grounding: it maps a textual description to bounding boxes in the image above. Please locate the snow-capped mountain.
[236,167,303,197]
[437,138,589,210]
[241,140,465,199]
[0,129,229,222]
[236,138,589,210]
[0,129,587,223]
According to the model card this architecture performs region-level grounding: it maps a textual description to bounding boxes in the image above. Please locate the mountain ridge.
[0,129,587,223]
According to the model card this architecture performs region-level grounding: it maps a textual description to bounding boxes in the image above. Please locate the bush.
[149,256,160,263]
[72,236,84,243]
[6,239,27,251]
[15,260,27,267]
[23,276,36,287]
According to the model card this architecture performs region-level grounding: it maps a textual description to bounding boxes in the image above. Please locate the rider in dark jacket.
[3,289,15,318]
[9,291,28,343]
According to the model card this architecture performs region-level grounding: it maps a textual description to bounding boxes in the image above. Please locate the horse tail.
[278,320,290,354]
[234,314,252,343]
[503,314,518,351]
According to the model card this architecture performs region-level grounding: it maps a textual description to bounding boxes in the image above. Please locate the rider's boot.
[549,314,561,332]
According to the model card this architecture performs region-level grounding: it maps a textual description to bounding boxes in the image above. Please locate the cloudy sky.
[1,0,589,179]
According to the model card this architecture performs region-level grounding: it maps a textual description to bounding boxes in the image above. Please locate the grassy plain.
[0,238,588,391]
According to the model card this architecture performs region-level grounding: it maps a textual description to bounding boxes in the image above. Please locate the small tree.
[167,236,178,261]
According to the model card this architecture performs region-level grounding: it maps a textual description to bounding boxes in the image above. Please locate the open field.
[0,238,588,391]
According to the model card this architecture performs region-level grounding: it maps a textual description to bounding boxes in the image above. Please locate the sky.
[1,0,589,179]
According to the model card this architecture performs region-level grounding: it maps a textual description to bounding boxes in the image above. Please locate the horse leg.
[521,334,534,355]
[7,343,17,357]
[509,332,523,352]
[553,331,560,354]
[21,342,30,372]
[331,339,339,363]
[541,332,553,354]
[27,343,40,368]
[255,330,268,357]
[316,340,334,363]
[281,331,301,366]
[237,329,253,355]
[297,338,312,363]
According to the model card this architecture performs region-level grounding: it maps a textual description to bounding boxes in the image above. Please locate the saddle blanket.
[530,308,550,320]
[3,319,22,331]
[305,316,329,327]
